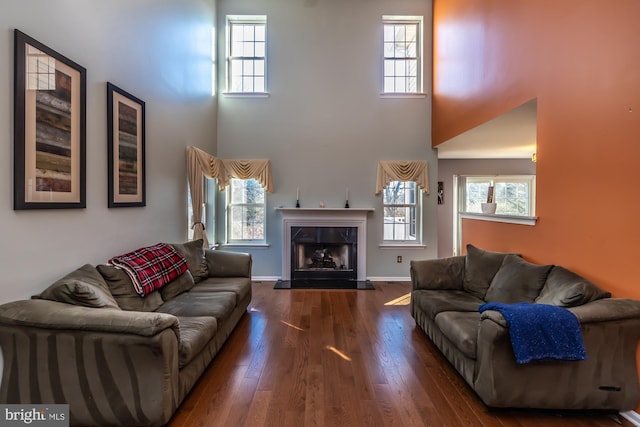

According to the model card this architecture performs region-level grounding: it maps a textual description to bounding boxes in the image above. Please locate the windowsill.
[379,92,427,99]
[221,242,271,248]
[460,212,538,226]
[222,92,270,98]
[379,243,427,249]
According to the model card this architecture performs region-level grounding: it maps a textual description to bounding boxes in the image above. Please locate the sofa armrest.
[568,298,640,324]
[0,299,179,338]
[204,249,252,278]
[410,256,465,291]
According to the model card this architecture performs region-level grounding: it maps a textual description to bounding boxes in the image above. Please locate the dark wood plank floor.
[169,282,633,427]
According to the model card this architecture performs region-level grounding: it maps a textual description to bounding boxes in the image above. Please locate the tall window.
[382,16,422,93]
[227,178,266,242]
[227,15,266,93]
[383,181,419,242]
[462,176,536,216]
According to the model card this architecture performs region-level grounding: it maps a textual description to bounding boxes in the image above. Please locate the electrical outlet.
[397,255,402,263]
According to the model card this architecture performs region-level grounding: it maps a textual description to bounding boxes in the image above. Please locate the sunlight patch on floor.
[325,345,352,361]
[384,293,411,306]
[280,320,304,331]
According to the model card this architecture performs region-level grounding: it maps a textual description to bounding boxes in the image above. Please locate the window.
[382,16,423,94]
[462,176,536,216]
[227,178,266,242]
[383,181,420,242]
[226,15,266,93]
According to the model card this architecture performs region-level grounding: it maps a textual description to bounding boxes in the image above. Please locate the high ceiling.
[436,99,537,159]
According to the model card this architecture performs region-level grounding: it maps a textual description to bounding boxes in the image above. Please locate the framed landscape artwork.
[13,30,87,210]
[107,82,146,208]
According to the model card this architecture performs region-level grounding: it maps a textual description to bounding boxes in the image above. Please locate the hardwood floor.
[169,282,633,427]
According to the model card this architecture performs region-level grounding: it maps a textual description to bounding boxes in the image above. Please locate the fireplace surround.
[276,208,373,289]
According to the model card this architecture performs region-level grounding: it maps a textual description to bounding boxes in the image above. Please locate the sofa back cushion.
[159,270,196,301]
[97,264,164,311]
[170,240,209,283]
[535,266,611,307]
[484,255,553,303]
[463,244,517,299]
[35,264,120,309]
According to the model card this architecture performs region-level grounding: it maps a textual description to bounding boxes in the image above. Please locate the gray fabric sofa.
[410,244,640,411]
[0,240,252,426]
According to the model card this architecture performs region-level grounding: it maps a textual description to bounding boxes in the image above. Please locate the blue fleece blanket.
[479,302,587,364]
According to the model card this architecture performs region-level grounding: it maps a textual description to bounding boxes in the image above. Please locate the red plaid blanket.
[109,243,188,297]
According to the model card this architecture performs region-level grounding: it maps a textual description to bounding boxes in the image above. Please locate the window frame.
[381,180,422,245]
[225,178,267,244]
[381,15,424,95]
[461,175,536,217]
[225,15,267,95]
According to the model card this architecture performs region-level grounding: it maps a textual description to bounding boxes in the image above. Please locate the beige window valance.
[186,146,274,246]
[376,160,429,194]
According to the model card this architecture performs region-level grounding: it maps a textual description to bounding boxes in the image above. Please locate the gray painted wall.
[437,158,536,258]
[215,0,436,280]
[0,0,217,304]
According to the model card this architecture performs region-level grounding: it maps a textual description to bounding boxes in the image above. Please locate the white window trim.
[224,14,268,95]
[462,175,536,217]
[225,179,267,245]
[381,15,425,95]
[381,181,423,246]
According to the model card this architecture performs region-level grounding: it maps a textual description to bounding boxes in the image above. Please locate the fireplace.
[291,226,357,282]
[276,208,373,289]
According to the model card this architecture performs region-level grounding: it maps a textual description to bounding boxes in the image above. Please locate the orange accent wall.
[433,0,640,412]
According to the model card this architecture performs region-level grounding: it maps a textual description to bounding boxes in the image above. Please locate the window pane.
[243,76,254,91]
[255,25,266,41]
[384,25,395,42]
[243,25,254,40]
[407,77,417,92]
[384,77,394,92]
[395,76,406,92]
[406,25,417,42]
[407,59,417,76]
[384,42,395,58]
[407,42,417,57]
[254,77,265,92]
[243,59,254,75]
[255,42,265,58]
[230,76,243,92]
[231,59,242,76]
[243,41,254,57]
[231,41,243,57]
[395,25,405,42]
[254,59,265,76]
[232,25,244,42]
[384,60,394,77]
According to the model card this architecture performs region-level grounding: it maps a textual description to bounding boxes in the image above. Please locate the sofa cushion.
[170,240,209,283]
[535,266,611,307]
[484,255,553,304]
[97,264,164,311]
[463,244,517,299]
[190,277,252,302]
[412,289,484,319]
[156,291,237,322]
[176,316,217,368]
[35,264,120,309]
[434,311,481,359]
[159,271,196,301]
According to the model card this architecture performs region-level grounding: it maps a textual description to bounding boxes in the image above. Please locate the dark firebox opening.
[291,226,357,282]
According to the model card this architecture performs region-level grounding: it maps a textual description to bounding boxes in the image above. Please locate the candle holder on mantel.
[344,200,350,208]
[296,199,300,208]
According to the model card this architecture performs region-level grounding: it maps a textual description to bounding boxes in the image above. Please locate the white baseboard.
[367,276,411,282]
[251,276,280,282]
[621,410,640,426]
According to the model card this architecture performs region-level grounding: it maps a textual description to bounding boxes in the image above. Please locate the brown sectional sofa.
[410,244,640,411]
[0,240,252,426]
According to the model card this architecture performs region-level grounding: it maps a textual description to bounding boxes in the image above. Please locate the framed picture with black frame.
[13,29,87,210]
[107,82,146,208]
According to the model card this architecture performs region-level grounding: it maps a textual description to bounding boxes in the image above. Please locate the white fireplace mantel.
[276,207,374,281]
